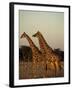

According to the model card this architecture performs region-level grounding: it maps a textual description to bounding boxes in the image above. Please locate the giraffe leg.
[55,61,60,76]
[40,61,46,78]
[53,62,56,77]
[50,61,56,77]
[45,63,47,77]
[48,62,56,77]
[32,62,36,78]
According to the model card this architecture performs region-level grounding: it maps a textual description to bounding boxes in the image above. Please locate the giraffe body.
[20,32,46,78]
[33,31,62,77]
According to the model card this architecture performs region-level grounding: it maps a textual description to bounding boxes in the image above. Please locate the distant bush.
[19,46,32,62]
[19,47,64,62]
[54,48,64,61]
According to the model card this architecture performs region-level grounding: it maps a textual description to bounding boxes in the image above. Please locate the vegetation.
[54,48,64,61]
[19,46,32,62]
[19,46,64,62]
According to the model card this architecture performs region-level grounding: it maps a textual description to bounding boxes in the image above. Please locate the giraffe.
[32,31,62,77]
[20,32,46,78]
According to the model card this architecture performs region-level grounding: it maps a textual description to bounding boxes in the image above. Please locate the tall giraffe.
[32,31,61,77]
[20,32,46,78]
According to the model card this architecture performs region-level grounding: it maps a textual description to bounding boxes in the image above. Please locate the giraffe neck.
[24,34,39,54]
[38,34,53,54]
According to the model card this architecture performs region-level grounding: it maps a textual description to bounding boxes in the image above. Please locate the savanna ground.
[19,60,64,79]
[19,46,64,79]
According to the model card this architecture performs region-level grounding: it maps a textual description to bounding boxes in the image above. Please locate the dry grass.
[19,61,33,79]
[19,60,64,79]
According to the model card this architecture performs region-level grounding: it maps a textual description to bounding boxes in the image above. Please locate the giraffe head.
[20,32,27,38]
[32,31,42,38]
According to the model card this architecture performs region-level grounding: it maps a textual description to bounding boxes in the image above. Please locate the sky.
[19,10,64,51]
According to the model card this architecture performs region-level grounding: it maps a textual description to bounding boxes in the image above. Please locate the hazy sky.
[19,10,64,50]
